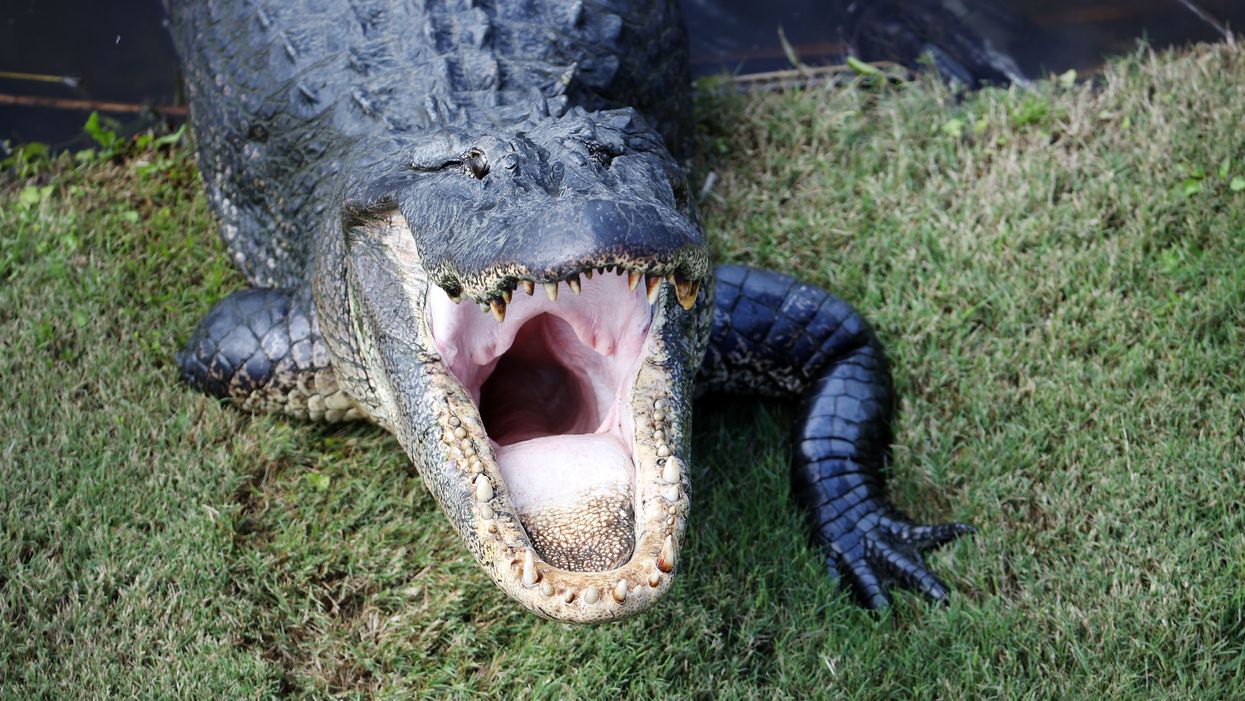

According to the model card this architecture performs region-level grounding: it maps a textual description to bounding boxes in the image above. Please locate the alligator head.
[312,102,711,622]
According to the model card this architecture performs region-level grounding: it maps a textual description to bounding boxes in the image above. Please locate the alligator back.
[168,0,691,288]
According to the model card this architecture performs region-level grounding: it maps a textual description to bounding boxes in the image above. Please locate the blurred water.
[683,0,1242,76]
[0,0,1241,149]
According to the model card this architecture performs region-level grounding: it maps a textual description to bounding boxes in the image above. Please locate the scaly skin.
[172,0,972,620]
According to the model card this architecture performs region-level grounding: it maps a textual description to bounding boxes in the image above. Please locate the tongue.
[495,433,632,511]
[495,434,636,571]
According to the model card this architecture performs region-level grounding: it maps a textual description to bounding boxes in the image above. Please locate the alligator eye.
[587,143,615,167]
[462,149,490,179]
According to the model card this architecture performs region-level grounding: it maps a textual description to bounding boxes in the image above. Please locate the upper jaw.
[409,197,709,309]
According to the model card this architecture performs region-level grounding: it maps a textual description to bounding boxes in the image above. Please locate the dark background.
[1,0,1241,149]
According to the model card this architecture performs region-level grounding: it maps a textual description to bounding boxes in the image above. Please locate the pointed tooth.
[645,275,662,303]
[501,289,513,304]
[489,299,506,323]
[448,292,463,304]
[583,586,600,604]
[479,302,490,313]
[675,279,700,310]
[584,269,593,280]
[473,474,493,502]
[657,535,676,573]
[567,276,581,294]
[628,271,641,291]
[662,457,681,484]
[522,549,539,587]
[612,579,628,603]
[544,282,559,301]
[521,280,535,296]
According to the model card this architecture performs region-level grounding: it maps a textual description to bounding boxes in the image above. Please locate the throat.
[479,314,601,444]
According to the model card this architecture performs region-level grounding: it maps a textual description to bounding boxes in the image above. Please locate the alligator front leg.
[698,264,972,608]
[178,286,365,423]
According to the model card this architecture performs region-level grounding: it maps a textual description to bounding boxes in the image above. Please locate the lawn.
[2,43,1243,699]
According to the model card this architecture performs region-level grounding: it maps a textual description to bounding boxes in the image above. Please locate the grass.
[3,43,1244,699]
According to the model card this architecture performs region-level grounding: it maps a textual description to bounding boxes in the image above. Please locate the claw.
[867,537,950,602]
[824,510,973,609]
[879,516,974,551]
[840,554,891,610]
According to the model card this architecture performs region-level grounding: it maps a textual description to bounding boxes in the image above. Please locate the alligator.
[169,0,972,622]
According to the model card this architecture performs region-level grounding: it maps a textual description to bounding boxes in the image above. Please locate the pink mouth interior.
[428,272,653,564]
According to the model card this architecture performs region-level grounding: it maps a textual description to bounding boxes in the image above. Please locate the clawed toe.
[828,513,973,609]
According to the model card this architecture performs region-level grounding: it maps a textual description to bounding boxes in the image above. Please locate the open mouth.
[428,268,691,580]
[430,269,652,572]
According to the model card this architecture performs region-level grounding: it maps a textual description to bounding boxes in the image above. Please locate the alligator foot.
[825,509,973,609]
[699,264,973,609]
[178,286,363,422]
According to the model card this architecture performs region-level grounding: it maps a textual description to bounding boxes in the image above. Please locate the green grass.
[3,43,1244,699]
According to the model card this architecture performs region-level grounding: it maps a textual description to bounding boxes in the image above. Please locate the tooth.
[474,474,493,502]
[479,302,490,313]
[584,269,593,280]
[567,275,581,294]
[480,504,494,520]
[662,457,680,483]
[645,275,661,303]
[453,427,467,439]
[657,535,676,573]
[583,586,600,604]
[628,271,641,291]
[563,589,575,604]
[648,573,662,588]
[448,292,462,304]
[541,580,554,597]
[675,279,700,310]
[522,549,539,586]
[489,299,506,323]
[501,289,513,304]
[521,280,535,295]
[544,282,558,301]
[657,444,671,458]
[612,579,628,603]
